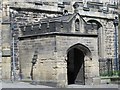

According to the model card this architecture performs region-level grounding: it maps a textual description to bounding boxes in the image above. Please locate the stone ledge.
[19,32,98,40]
[101,76,120,84]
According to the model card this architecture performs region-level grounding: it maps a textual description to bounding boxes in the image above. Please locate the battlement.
[9,1,119,19]
[10,1,64,13]
[71,1,118,20]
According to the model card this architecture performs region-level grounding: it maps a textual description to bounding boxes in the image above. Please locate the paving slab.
[1,81,120,89]
[68,84,119,88]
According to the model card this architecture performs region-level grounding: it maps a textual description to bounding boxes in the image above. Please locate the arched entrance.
[67,44,91,85]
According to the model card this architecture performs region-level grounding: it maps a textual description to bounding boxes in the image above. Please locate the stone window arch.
[85,19,104,58]
[66,43,93,85]
[85,20,102,34]
[75,19,80,31]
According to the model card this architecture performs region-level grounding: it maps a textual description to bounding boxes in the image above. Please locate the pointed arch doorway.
[67,44,91,85]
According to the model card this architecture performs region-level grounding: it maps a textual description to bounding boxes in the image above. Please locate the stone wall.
[2,57,11,80]
[10,1,63,13]
[19,35,99,87]
[19,36,57,81]
[9,2,63,80]
[83,15,118,75]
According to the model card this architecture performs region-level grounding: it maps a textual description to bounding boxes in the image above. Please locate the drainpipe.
[113,16,119,74]
[12,32,16,81]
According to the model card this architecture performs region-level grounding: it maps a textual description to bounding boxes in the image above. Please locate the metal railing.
[99,58,113,76]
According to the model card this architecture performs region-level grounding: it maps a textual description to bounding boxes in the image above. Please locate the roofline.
[10,7,63,14]
[81,14,114,20]
[27,13,87,25]
[19,32,98,40]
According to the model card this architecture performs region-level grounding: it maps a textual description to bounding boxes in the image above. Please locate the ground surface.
[1,81,119,88]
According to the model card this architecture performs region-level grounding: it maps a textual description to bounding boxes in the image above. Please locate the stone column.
[84,55,100,85]
[56,53,67,88]
[2,0,11,80]
[98,27,105,58]
[84,56,93,85]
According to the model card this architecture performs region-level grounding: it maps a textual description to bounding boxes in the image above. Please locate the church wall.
[1,0,119,87]
[84,17,118,75]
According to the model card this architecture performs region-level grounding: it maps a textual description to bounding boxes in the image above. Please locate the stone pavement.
[1,81,119,88]
[2,81,53,88]
[68,84,119,88]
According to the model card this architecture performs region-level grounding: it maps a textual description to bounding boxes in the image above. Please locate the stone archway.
[67,43,92,85]
[67,48,85,85]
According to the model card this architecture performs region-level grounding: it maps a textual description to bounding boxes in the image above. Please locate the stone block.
[2,49,11,56]
[93,77,101,85]
[2,57,11,80]
[85,77,93,85]
[101,78,111,84]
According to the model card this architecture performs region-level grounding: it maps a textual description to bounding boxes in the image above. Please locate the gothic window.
[75,19,80,31]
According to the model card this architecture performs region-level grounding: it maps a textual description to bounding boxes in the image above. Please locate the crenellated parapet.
[73,1,118,19]
[9,1,64,14]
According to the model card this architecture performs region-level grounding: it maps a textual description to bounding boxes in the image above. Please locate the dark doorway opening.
[67,48,85,85]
